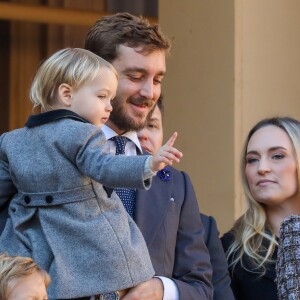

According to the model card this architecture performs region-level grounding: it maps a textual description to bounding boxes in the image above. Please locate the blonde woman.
[0,253,50,300]
[221,117,300,300]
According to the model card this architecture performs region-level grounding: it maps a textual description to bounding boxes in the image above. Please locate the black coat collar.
[25,109,89,128]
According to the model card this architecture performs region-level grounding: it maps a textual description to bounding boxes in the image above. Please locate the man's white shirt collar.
[102,124,143,154]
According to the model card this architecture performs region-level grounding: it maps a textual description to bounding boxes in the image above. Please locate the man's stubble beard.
[109,97,155,132]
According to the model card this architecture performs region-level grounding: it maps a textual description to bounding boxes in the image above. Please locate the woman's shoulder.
[221,230,235,252]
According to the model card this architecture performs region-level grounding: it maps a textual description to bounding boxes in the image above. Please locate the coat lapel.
[135,173,172,246]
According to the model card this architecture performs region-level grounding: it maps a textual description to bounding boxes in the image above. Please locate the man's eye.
[154,78,162,85]
[129,75,142,81]
[147,123,158,129]
[98,95,106,100]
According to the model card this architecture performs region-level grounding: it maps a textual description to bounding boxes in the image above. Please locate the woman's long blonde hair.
[226,117,300,274]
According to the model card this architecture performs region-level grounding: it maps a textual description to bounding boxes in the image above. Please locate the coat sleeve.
[201,214,235,300]
[0,133,17,234]
[60,123,151,189]
[221,232,241,299]
[171,171,213,299]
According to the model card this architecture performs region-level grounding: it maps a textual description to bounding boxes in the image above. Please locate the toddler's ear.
[58,83,73,107]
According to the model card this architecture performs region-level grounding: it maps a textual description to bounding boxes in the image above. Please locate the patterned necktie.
[111,136,136,218]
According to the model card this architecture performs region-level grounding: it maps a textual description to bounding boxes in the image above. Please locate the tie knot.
[111,136,129,155]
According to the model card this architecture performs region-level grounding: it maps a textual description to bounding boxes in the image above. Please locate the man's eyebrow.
[123,67,165,76]
[123,67,146,73]
[149,117,160,122]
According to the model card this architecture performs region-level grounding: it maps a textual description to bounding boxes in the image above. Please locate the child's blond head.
[30,48,117,110]
[0,253,51,299]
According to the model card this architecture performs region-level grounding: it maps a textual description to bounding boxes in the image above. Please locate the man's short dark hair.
[84,12,170,62]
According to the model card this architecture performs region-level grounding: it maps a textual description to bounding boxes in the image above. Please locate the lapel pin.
[157,169,172,182]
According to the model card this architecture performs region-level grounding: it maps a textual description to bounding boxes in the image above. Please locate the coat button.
[24,195,31,204]
[45,195,53,204]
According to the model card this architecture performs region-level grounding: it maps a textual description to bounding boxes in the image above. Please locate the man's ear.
[58,83,73,106]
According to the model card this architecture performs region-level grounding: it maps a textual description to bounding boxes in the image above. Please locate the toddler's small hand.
[150,132,183,172]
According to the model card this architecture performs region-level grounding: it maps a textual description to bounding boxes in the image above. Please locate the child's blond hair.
[30,48,118,110]
[0,253,51,299]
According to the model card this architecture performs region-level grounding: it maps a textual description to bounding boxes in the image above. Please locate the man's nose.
[137,129,148,141]
[140,80,154,100]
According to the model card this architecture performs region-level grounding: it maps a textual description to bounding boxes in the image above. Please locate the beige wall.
[160,0,300,234]
[238,0,300,131]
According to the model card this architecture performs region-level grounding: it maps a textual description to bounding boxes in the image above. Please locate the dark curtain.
[106,0,158,17]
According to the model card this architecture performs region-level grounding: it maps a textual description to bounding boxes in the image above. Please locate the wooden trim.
[0,2,157,26]
[9,21,44,130]
[0,20,10,133]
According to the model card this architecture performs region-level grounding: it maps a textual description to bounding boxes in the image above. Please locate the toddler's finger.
[164,132,177,147]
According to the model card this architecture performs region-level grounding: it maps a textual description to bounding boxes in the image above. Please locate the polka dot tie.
[111,136,136,218]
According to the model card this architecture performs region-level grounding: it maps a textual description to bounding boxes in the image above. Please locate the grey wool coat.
[0,110,154,299]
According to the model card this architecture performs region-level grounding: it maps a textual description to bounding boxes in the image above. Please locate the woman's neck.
[266,199,300,236]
